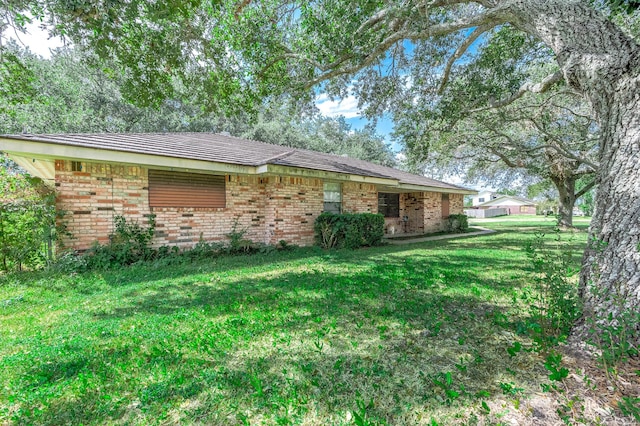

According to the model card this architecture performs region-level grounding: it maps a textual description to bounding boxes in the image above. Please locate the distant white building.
[471,191,499,206]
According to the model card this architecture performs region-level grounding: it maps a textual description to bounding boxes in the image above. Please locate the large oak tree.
[3,0,640,340]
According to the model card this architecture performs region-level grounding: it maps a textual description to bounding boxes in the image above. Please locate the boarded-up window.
[148,170,225,208]
[441,193,450,218]
[378,193,400,217]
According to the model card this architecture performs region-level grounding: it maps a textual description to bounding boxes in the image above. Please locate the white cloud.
[315,93,362,118]
[4,21,65,59]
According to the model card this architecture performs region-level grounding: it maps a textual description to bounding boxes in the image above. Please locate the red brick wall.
[55,159,466,249]
[383,192,464,236]
[56,160,335,249]
[264,176,323,246]
[342,182,378,213]
[450,193,464,215]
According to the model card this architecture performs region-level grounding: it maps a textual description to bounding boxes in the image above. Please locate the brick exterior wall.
[264,176,323,246]
[342,182,378,213]
[450,193,464,214]
[383,191,465,236]
[55,159,464,249]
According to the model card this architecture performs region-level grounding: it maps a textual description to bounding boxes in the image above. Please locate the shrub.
[0,163,65,271]
[83,214,156,268]
[225,220,256,254]
[524,229,581,351]
[314,212,384,249]
[447,214,469,233]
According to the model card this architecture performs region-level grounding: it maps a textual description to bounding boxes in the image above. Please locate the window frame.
[378,192,400,218]
[323,182,342,214]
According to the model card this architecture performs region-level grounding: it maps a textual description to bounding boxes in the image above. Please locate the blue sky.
[314,93,399,151]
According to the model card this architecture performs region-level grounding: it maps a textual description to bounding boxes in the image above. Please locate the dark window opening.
[378,192,400,217]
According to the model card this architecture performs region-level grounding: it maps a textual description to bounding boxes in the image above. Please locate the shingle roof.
[477,195,537,207]
[5,132,471,192]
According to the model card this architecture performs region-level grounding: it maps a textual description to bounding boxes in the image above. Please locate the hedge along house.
[0,133,476,250]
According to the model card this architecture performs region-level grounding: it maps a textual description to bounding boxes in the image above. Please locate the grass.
[383,226,485,240]
[1,216,589,425]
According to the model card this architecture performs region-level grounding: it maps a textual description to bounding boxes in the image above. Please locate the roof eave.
[257,164,398,185]
[0,137,257,177]
[394,183,477,195]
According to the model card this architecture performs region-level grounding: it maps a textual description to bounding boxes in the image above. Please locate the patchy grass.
[0,216,613,425]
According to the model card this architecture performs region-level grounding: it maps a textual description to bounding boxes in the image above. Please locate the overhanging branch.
[468,70,564,113]
[575,179,596,199]
[301,5,508,89]
[437,24,492,95]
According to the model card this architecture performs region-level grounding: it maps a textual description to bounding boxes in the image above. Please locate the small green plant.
[352,394,378,426]
[83,214,156,268]
[447,214,468,233]
[226,219,255,253]
[524,229,581,351]
[432,372,463,406]
[544,351,569,382]
[499,381,524,396]
[506,341,522,357]
[588,307,640,379]
[618,396,640,422]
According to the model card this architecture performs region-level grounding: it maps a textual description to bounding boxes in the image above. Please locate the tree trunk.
[577,77,640,339]
[550,175,576,229]
[506,0,640,342]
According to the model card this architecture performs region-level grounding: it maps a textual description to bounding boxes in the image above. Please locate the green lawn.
[1,216,589,425]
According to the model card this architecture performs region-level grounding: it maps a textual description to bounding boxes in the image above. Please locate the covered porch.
[375,189,465,237]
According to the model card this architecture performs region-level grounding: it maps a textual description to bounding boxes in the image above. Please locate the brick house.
[476,195,537,215]
[0,133,475,250]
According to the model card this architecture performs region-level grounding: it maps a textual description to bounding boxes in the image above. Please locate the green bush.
[0,163,65,271]
[314,212,384,249]
[447,214,469,233]
[83,214,156,269]
[523,229,581,351]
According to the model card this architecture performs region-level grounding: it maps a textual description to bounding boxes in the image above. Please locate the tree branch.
[468,70,564,113]
[527,117,599,170]
[437,24,492,95]
[575,179,596,199]
[302,6,508,89]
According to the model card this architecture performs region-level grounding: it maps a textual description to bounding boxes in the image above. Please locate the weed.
[432,372,463,406]
[586,291,640,379]
[544,351,569,382]
[226,219,255,254]
[524,229,581,352]
[499,381,524,396]
[618,396,640,422]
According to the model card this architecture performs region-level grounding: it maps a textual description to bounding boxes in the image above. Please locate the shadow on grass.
[8,259,540,425]
[2,222,589,425]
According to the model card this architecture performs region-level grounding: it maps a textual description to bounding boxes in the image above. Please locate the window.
[323,182,342,213]
[71,161,83,172]
[148,170,225,208]
[478,197,485,203]
[378,192,400,217]
[520,205,528,213]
